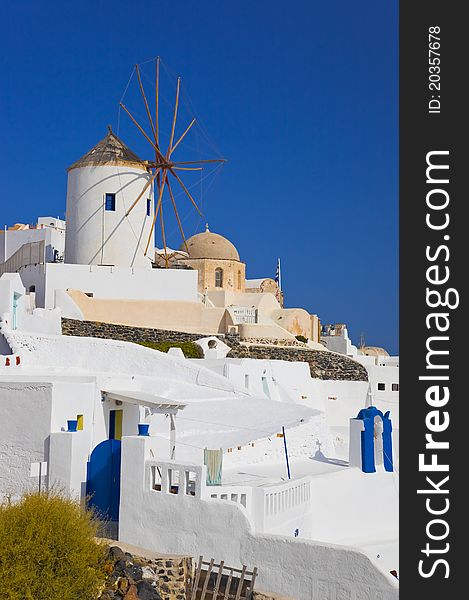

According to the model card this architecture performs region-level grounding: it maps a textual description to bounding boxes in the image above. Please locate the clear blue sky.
[0,0,398,353]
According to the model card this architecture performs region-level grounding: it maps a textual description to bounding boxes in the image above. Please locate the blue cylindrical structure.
[138,423,150,436]
[67,419,78,432]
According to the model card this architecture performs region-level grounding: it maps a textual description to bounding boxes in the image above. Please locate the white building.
[0,217,65,268]
[64,126,154,269]
[321,323,399,426]
[0,124,398,598]
[0,275,398,599]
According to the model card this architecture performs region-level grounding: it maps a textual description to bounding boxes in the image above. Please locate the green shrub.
[0,491,107,600]
[295,335,309,344]
[137,340,201,358]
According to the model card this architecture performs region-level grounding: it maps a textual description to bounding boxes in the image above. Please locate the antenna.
[359,332,366,349]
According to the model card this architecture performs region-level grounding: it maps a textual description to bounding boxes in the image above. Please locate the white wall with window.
[18,262,199,310]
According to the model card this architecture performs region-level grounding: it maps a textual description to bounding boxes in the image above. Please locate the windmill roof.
[68,127,147,171]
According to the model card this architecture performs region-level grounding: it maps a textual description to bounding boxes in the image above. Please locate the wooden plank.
[223,568,234,600]
[247,567,257,599]
[212,560,224,600]
[200,558,215,600]
[191,555,203,600]
[201,562,253,576]
[234,565,247,600]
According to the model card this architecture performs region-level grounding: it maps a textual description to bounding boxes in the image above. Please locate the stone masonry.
[61,318,368,381]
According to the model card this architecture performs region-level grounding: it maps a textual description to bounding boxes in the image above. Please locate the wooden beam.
[170,168,203,217]
[172,158,227,166]
[144,170,167,256]
[167,178,189,254]
[200,558,215,600]
[120,102,166,164]
[155,56,160,147]
[125,169,159,217]
[136,64,156,139]
[172,166,203,171]
[223,569,233,600]
[167,77,181,158]
[191,556,203,600]
[234,566,247,600]
[212,560,224,600]
[170,117,196,156]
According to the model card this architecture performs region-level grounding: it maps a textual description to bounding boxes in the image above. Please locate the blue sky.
[0,0,398,353]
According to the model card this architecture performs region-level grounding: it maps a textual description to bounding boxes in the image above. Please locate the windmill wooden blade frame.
[120,57,226,266]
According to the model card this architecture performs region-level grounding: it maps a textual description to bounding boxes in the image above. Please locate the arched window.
[237,270,243,289]
[215,268,223,287]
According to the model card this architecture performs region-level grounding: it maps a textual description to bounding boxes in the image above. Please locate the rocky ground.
[99,545,190,600]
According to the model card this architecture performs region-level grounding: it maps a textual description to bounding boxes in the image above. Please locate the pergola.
[102,389,186,459]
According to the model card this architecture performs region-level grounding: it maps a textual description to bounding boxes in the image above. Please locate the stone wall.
[61,319,367,381]
[226,345,368,381]
[61,318,221,345]
[101,545,193,600]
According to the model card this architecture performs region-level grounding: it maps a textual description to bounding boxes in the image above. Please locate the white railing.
[146,460,206,499]
[144,459,312,535]
[205,476,312,533]
[0,240,45,276]
[262,477,311,523]
[231,306,257,324]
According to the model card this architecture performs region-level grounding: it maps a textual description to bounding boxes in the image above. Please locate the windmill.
[118,57,226,267]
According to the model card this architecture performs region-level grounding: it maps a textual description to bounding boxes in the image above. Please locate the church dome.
[183,227,240,261]
[359,346,390,357]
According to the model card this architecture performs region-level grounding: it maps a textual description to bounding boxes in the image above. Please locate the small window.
[215,267,223,288]
[377,383,386,391]
[238,270,242,289]
[105,193,116,211]
[146,198,151,216]
[392,383,399,392]
[28,285,36,293]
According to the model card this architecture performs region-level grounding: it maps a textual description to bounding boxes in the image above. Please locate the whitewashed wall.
[0,222,65,264]
[18,263,199,309]
[119,436,398,600]
[0,382,53,498]
[65,165,153,269]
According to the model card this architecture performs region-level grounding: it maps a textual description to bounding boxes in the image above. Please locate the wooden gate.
[191,556,257,600]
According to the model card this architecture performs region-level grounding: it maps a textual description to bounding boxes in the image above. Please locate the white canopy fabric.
[101,389,186,414]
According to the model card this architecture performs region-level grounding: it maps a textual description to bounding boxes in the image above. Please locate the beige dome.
[183,229,240,261]
[359,346,390,357]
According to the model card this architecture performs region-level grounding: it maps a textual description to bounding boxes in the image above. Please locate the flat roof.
[102,389,186,414]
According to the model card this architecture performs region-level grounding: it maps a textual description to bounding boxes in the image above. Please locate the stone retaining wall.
[61,319,367,381]
[100,545,193,600]
[61,318,227,345]
[226,345,368,381]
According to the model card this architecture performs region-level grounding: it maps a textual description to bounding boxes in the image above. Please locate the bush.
[137,340,201,358]
[0,491,107,600]
[295,335,309,344]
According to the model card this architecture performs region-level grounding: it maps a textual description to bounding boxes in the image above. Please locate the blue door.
[86,439,121,521]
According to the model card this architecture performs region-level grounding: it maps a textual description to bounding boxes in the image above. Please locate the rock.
[141,566,157,581]
[114,559,128,575]
[117,577,129,593]
[123,584,139,600]
[123,563,143,582]
[108,546,126,562]
[137,580,162,599]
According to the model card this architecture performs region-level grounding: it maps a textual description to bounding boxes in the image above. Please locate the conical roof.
[68,126,147,171]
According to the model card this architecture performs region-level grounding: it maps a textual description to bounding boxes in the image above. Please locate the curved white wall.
[65,165,154,268]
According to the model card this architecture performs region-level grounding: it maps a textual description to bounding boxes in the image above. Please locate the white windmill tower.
[65,59,226,269]
[64,126,154,268]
